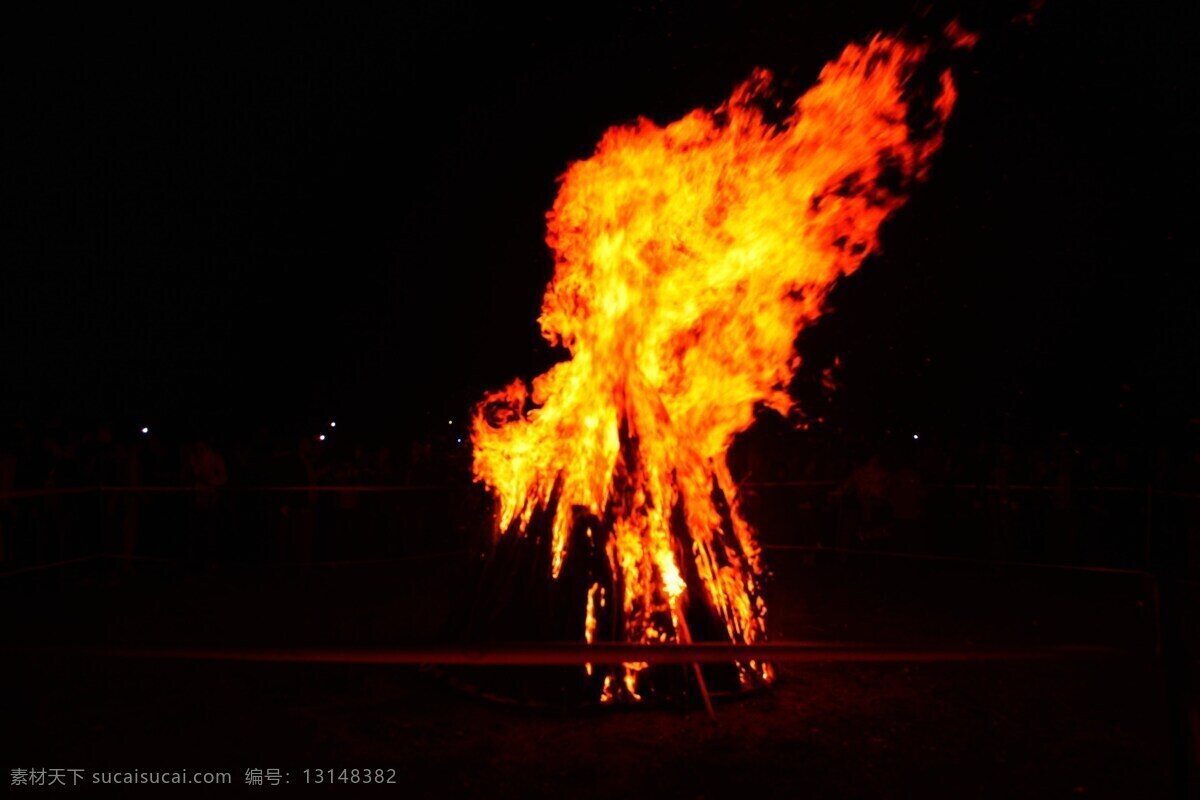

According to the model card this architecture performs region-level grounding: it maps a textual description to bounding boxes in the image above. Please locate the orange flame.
[472,30,963,699]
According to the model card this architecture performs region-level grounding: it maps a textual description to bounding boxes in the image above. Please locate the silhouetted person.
[888,459,926,552]
[267,439,314,564]
[407,439,433,484]
[1048,440,1078,563]
[185,439,227,563]
[834,454,890,547]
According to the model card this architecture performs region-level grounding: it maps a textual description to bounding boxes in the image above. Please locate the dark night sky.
[5,2,1197,445]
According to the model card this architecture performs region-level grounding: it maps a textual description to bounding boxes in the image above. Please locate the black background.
[6,1,1197,446]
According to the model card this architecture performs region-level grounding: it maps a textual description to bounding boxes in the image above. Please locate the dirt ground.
[0,552,1178,798]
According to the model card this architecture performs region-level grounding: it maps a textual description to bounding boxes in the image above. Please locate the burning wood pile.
[465,24,972,706]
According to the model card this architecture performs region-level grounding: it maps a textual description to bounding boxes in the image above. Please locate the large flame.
[472,30,962,700]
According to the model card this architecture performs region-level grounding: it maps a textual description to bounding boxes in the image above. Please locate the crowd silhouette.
[1,420,1198,576]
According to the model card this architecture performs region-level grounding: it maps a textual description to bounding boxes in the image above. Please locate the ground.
[1,550,1175,798]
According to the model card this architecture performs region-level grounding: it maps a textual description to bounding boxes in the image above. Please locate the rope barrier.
[23,641,1127,666]
[2,483,1199,500]
[0,550,467,578]
[0,487,100,499]
[100,484,450,494]
[0,554,103,578]
[763,544,1155,577]
[0,484,451,499]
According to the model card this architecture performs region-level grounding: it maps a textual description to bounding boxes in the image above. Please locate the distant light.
[140,427,149,435]
[456,438,462,444]
[329,421,337,428]
[318,434,326,442]
[913,434,919,440]
[448,419,454,425]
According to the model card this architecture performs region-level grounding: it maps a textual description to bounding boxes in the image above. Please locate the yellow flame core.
[472,33,958,694]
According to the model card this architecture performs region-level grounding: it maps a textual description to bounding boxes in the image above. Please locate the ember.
[472,26,968,702]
